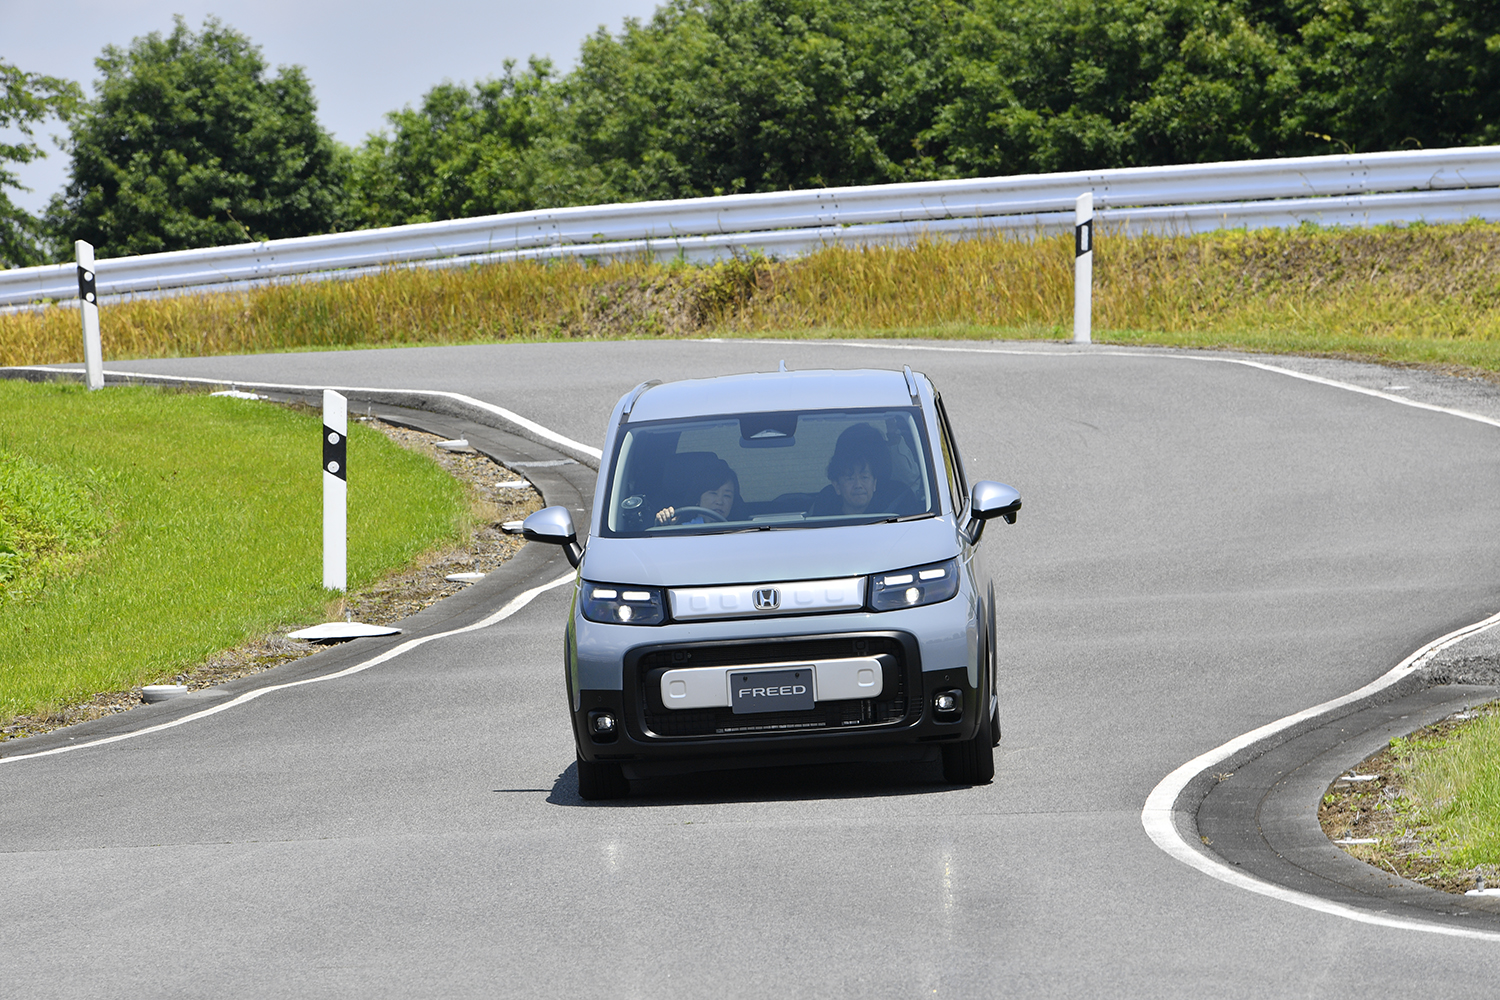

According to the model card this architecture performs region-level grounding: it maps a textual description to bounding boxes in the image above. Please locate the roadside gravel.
[0,418,542,743]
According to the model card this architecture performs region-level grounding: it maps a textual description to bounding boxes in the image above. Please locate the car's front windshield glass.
[602,407,938,537]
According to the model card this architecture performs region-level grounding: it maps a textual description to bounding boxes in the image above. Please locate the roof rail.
[620,380,661,421]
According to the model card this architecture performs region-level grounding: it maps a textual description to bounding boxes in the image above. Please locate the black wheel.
[942,701,995,785]
[576,755,630,800]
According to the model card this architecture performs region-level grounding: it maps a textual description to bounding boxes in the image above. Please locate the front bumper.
[571,629,985,776]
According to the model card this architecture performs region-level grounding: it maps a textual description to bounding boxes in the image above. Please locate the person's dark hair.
[670,454,738,509]
[826,423,891,484]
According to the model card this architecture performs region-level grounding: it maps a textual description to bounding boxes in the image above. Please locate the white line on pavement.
[4,366,605,462]
[0,571,576,764]
[1140,610,1500,941]
[15,344,1500,937]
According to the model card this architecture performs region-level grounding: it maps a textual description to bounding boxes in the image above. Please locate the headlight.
[580,583,667,625]
[868,558,960,611]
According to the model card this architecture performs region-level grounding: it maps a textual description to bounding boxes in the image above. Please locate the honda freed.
[522,366,1021,799]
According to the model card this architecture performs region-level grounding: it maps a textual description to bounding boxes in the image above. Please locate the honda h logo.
[753,588,780,611]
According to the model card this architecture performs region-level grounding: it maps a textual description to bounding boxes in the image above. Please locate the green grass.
[0,379,468,723]
[0,450,112,601]
[1399,709,1500,867]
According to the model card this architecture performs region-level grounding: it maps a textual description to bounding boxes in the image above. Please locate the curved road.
[4,340,1500,996]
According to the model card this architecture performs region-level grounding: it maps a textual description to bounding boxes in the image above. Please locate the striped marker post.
[75,240,104,390]
[323,389,348,592]
[1072,192,1094,345]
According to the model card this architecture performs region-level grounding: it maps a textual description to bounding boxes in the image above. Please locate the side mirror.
[522,506,583,568]
[966,481,1022,544]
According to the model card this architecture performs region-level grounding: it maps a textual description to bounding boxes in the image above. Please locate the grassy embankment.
[1400,708,1500,868]
[4,222,1500,375]
[0,379,468,725]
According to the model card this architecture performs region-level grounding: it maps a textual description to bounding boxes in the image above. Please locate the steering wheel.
[666,506,728,523]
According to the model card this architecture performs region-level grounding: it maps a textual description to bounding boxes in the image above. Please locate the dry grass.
[6,222,1500,373]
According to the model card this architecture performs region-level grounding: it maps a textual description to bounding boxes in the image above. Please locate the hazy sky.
[1,0,664,215]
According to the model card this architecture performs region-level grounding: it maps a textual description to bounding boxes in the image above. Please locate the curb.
[0,365,603,469]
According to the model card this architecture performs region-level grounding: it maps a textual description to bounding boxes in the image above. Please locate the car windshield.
[602,407,939,537]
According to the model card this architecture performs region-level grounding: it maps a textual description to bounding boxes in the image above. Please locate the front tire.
[576,756,630,800]
[942,705,995,785]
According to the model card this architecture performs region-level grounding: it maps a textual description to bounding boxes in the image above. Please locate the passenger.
[808,423,918,517]
[656,455,740,524]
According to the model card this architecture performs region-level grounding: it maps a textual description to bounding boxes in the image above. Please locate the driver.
[656,455,740,525]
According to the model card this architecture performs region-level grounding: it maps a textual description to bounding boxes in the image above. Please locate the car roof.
[627,368,920,422]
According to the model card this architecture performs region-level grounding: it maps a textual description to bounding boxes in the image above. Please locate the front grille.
[629,634,917,739]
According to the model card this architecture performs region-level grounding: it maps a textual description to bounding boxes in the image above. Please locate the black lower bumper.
[572,665,983,775]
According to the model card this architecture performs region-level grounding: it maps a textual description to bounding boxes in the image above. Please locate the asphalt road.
[5,340,1500,997]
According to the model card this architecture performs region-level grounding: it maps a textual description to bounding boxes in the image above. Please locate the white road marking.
[709,337,1500,936]
[15,343,1500,936]
[1140,609,1500,940]
[4,366,604,463]
[0,571,576,764]
[720,338,1500,431]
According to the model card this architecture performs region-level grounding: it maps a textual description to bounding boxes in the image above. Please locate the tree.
[1294,0,1500,152]
[0,61,81,268]
[48,16,347,257]
[328,0,1500,228]
[563,0,965,199]
[345,58,607,228]
[928,0,1306,175]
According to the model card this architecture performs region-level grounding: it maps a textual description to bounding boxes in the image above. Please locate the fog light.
[587,710,619,743]
[933,689,963,721]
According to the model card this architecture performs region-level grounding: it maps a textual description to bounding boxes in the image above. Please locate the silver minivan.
[523,366,1021,799]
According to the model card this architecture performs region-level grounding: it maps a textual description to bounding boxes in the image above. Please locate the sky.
[1,0,664,215]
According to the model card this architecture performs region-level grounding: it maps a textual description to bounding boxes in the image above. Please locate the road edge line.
[1,365,604,466]
[0,573,575,765]
[1140,609,1500,939]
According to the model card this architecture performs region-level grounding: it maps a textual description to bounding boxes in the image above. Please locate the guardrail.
[3,145,1497,308]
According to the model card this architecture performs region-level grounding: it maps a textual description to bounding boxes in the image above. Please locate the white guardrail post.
[1073,193,1093,345]
[75,240,103,389]
[323,389,348,592]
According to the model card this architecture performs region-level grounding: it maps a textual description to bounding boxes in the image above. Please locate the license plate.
[729,668,815,714]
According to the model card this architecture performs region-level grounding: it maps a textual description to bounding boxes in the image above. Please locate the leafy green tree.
[1294,0,1500,152]
[928,0,1308,174]
[563,0,965,199]
[346,58,607,227]
[0,61,81,268]
[48,16,347,257]
[335,0,1500,227]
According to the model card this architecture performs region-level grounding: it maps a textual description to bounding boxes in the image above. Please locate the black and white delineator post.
[323,389,348,592]
[1072,192,1093,345]
[286,391,400,642]
[75,240,104,390]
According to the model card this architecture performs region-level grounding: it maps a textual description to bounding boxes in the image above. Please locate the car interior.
[605,409,934,534]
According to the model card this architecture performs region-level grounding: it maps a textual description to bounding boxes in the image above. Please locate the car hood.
[579,516,962,587]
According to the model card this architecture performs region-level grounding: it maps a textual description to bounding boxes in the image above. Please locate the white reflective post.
[1072,192,1093,345]
[75,240,103,389]
[322,389,348,592]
